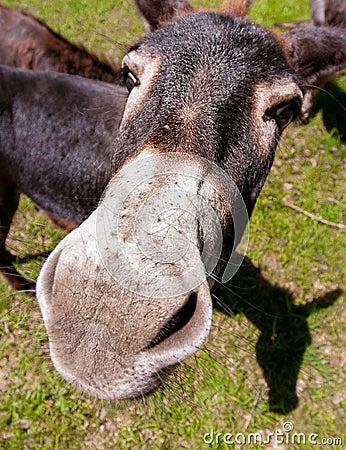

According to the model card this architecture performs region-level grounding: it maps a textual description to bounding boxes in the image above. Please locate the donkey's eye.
[265,98,301,130]
[123,68,139,93]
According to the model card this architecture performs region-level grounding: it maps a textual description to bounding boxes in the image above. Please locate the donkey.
[33,0,346,400]
[0,66,127,292]
[311,0,346,28]
[0,4,118,81]
[275,0,346,117]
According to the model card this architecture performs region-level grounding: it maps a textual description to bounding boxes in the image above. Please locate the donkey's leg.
[0,181,35,294]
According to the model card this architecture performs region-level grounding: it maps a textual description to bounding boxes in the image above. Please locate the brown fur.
[221,0,252,18]
[0,4,119,82]
[134,0,194,30]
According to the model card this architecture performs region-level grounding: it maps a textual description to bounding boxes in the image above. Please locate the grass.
[0,0,345,448]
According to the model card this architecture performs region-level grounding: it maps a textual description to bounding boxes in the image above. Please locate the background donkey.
[0,3,129,292]
[0,3,119,81]
[311,0,346,27]
[0,66,127,292]
[275,0,346,118]
[33,0,346,400]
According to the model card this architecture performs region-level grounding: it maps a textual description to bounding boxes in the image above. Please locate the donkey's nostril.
[145,292,197,350]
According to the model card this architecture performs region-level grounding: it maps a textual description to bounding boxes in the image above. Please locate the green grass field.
[0,0,345,448]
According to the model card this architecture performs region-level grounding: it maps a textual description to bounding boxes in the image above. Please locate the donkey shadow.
[310,81,346,142]
[212,257,342,414]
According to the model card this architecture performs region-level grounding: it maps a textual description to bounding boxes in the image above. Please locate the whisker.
[93,31,133,55]
[210,320,256,347]
[211,293,236,317]
[208,271,281,319]
[303,83,346,112]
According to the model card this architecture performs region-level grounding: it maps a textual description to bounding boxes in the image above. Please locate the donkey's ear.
[279,27,346,85]
[221,0,252,19]
[134,0,193,31]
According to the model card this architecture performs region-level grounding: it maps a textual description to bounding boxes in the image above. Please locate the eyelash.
[123,66,139,92]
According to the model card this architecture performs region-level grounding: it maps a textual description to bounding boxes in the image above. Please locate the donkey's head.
[36,0,346,399]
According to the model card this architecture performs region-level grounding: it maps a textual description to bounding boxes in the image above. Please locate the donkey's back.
[0,4,119,82]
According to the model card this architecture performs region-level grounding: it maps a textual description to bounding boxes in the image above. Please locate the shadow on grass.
[310,81,346,142]
[212,257,342,415]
